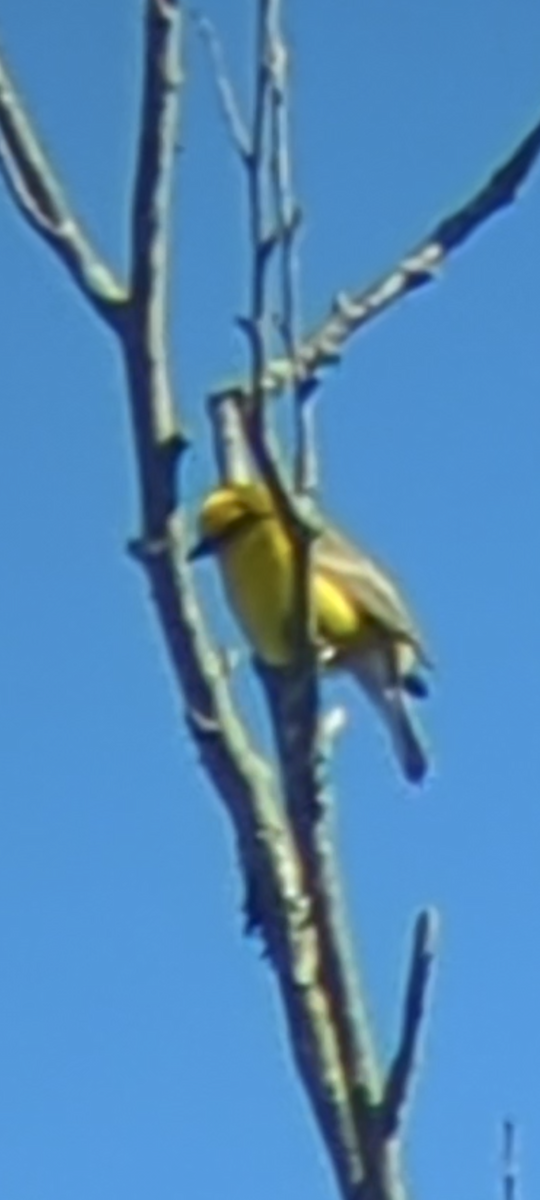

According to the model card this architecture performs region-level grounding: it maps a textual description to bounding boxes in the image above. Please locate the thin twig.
[266,5,315,495]
[247,0,271,401]
[238,0,317,551]
[502,1120,519,1200]
[241,0,284,489]
[383,909,439,1138]
[239,0,300,510]
[194,11,250,160]
[0,42,125,313]
[212,112,540,405]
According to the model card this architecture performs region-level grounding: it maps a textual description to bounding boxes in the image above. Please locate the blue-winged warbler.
[189,483,430,783]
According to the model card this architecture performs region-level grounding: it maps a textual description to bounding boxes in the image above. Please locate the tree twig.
[211,112,540,405]
[0,42,125,313]
[194,11,250,160]
[266,5,315,496]
[238,0,292,505]
[502,1120,519,1200]
[383,909,439,1138]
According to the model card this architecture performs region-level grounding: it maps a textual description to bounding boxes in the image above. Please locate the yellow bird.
[189,483,431,783]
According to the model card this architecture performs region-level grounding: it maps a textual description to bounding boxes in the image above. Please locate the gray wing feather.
[316,524,431,665]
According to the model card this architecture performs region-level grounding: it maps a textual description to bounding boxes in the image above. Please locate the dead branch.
[265,7,314,494]
[211,113,540,405]
[383,910,439,1138]
[0,40,125,313]
[194,11,250,160]
[502,1120,519,1200]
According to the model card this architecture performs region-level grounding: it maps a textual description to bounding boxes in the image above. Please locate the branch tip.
[193,8,251,160]
[0,54,124,308]
[382,908,439,1139]
[218,112,540,406]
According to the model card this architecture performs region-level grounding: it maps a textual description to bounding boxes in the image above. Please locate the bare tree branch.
[194,11,250,160]
[119,0,189,540]
[211,112,540,405]
[502,1120,519,1200]
[382,909,439,1138]
[208,391,252,484]
[266,7,315,495]
[0,41,125,313]
[237,0,295,508]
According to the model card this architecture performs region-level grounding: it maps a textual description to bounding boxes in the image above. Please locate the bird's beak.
[186,534,218,561]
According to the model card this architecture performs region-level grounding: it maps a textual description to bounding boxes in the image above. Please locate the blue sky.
[0,2,539,1197]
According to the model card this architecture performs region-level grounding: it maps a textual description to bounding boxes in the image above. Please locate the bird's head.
[188,483,272,559]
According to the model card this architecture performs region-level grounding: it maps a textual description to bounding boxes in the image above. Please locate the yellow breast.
[219,518,296,665]
[218,519,379,667]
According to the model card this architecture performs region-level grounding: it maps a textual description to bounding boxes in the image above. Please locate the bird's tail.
[382,688,428,783]
[347,654,429,784]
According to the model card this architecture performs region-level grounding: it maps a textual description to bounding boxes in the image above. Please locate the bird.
[188,482,431,783]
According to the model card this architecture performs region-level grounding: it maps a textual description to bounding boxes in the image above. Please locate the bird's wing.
[316,524,431,665]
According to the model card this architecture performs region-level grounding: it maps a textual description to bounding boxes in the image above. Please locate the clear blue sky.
[0,2,539,1198]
